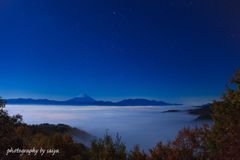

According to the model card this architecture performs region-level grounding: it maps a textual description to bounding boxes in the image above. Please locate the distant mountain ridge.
[4,94,182,106]
[117,99,182,106]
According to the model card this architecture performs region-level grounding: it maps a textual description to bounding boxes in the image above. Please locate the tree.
[148,141,172,160]
[147,124,211,160]
[129,144,147,160]
[0,97,23,160]
[90,130,127,160]
[207,68,240,159]
[170,124,210,160]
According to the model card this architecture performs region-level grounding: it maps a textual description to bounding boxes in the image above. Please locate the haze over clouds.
[7,104,213,151]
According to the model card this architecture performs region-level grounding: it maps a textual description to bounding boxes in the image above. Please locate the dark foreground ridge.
[161,103,213,120]
[162,109,182,113]
[27,123,95,142]
[187,103,213,120]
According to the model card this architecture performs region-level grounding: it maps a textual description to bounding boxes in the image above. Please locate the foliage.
[170,124,211,160]
[90,130,127,160]
[129,144,147,160]
[207,68,240,159]
[27,123,71,136]
[146,124,211,160]
[148,141,172,160]
[0,97,23,160]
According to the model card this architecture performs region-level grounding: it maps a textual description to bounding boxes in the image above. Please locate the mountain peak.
[68,94,96,103]
[76,94,89,98]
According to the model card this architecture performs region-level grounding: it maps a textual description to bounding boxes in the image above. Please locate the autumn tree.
[148,141,172,160]
[129,144,147,160]
[207,68,240,159]
[0,97,23,160]
[147,124,211,160]
[171,124,211,160]
[90,130,127,160]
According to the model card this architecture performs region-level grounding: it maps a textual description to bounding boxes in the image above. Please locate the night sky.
[0,0,239,105]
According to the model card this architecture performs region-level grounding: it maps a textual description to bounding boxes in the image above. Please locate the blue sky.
[0,0,239,105]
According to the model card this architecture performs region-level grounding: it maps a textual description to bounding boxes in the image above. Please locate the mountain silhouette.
[5,95,182,106]
[117,98,181,106]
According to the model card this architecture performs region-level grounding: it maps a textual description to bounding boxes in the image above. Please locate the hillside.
[187,104,213,120]
[27,123,95,143]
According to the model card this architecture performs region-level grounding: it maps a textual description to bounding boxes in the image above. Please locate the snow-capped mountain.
[67,94,96,103]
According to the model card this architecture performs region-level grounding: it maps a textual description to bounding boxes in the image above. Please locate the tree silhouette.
[90,130,127,160]
[207,68,240,159]
[0,97,23,160]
